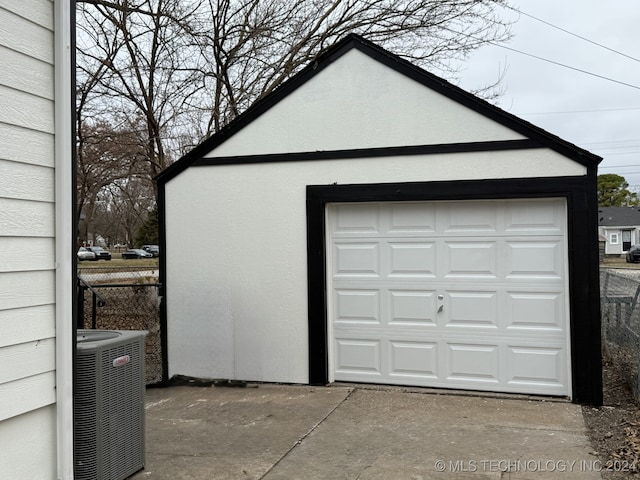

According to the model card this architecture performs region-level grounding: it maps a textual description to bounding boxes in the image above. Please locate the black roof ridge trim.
[157,33,601,184]
[192,139,543,167]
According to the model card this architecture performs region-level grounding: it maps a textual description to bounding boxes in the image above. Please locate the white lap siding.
[0,1,59,478]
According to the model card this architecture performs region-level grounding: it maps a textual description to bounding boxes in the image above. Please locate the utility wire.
[455,6,640,92]
[601,165,640,169]
[506,5,640,64]
[488,42,640,91]
[598,151,640,157]
[583,139,640,146]
[518,107,640,116]
[593,145,640,151]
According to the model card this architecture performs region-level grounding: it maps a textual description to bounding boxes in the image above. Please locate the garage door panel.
[445,291,498,328]
[446,343,500,383]
[505,241,563,278]
[506,346,565,387]
[333,242,380,277]
[328,199,569,396]
[332,204,380,236]
[334,289,380,324]
[388,203,436,234]
[505,200,564,234]
[387,242,436,277]
[506,291,564,332]
[388,290,437,325]
[389,341,438,378]
[444,241,497,278]
[335,339,382,376]
[442,203,498,233]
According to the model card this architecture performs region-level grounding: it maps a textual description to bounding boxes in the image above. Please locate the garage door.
[327,199,570,396]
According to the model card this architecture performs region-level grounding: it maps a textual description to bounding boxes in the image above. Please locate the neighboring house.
[158,35,603,404]
[0,1,74,478]
[598,206,640,256]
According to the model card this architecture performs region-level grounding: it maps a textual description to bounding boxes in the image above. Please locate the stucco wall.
[165,150,585,383]
[164,41,590,385]
[208,49,527,158]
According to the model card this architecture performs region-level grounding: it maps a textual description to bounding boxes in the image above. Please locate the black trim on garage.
[157,173,170,386]
[192,139,542,167]
[306,176,603,405]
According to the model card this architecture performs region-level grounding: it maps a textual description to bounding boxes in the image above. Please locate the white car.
[77,247,96,261]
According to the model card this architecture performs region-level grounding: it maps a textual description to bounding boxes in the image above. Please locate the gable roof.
[598,206,640,226]
[157,33,602,184]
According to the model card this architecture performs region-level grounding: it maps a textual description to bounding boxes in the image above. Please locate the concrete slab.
[129,384,602,480]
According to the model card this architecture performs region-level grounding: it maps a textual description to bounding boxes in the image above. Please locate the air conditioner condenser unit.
[75,329,147,480]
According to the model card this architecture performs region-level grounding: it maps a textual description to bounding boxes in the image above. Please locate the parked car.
[142,244,160,257]
[122,249,153,259]
[86,246,112,261]
[627,245,640,263]
[77,247,96,261]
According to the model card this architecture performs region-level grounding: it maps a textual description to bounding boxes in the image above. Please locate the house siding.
[599,227,639,255]
[0,0,58,477]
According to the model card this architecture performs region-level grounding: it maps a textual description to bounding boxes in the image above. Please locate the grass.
[602,256,640,269]
[78,258,159,269]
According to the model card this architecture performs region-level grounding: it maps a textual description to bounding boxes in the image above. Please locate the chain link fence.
[77,266,163,385]
[601,268,640,401]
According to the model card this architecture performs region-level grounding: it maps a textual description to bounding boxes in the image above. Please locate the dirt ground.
[583,360,640,478]
[585,259,640,477]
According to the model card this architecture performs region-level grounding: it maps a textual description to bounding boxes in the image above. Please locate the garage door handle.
[437,305,444,313]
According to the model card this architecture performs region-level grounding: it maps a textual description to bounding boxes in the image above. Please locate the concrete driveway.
[130,384,602,479]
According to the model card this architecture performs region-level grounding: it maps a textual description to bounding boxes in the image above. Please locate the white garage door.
[327,199,570,396]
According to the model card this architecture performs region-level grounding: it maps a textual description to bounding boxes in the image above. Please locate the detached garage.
[157,34,602,404]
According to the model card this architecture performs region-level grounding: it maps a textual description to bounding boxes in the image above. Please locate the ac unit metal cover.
[75,329,147,480]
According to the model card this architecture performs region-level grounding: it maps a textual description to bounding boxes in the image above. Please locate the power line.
[600,165,640,169]
[517,107,640,116]
[582,139,640,146]
[488,42,640,91]
[506,6,640,65]
[598,151,640,157]
[458,6,640,92]
[592,145,640,151]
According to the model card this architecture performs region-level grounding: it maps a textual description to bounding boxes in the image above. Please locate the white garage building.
[158,35,602,404]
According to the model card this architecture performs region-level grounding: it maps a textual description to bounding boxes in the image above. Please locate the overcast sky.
[455,0,640,187]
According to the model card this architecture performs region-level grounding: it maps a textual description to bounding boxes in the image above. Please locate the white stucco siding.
[166,149,586,383]
[208,49,527,158]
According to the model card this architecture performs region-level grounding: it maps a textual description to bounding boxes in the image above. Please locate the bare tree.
[76,120,148,245]
[76,0,512,241]
[78,0,512,153]
[185,0,512,137]
[92,176,155,246]
[77,0,203,191]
